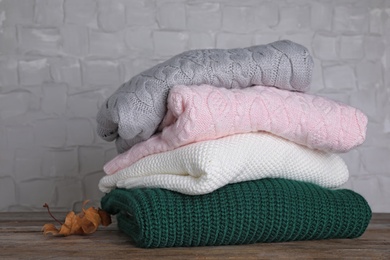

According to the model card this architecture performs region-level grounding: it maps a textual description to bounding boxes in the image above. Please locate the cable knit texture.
[104,84,367,175]
[99,133,349,195]
[96,40,314,153]
[101,178,372,248]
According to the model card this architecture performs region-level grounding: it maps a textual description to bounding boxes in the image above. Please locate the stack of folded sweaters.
[97,40,372,248]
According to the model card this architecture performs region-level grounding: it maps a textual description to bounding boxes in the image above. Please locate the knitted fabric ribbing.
[99,133,349,195]
[101,178,372,248]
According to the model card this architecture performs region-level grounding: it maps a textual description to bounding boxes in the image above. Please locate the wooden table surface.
[0,212,389,259]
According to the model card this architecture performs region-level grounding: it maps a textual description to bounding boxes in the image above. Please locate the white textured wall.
[0,0,389,212]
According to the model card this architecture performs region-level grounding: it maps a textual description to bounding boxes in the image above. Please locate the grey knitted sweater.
[97,40,314,153]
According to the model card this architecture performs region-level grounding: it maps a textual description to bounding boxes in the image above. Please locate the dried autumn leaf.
[98,208,112,226]
[42,223,60,236]
[80,207,100,234]
[58,211,84,236]
[42,200,111,237]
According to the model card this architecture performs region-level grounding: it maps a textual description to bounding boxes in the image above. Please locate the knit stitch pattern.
[99,133,349,195]
[101,178,372,248]
[96,40,314,153]
[104,84,367,174]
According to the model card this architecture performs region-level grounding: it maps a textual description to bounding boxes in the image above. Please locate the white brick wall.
[0,0,389,212]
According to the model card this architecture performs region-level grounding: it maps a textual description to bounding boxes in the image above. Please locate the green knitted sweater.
[101,178,371,248]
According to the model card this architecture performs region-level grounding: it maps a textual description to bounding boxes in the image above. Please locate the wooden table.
[1,212,389,259]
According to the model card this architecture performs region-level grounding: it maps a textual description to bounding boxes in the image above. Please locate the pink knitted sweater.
[104,84,367,175]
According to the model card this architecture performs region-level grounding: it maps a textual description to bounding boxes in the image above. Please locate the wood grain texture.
[0,213,389,259]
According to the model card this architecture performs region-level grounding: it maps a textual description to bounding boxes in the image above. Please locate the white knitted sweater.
[98,133,349,195]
